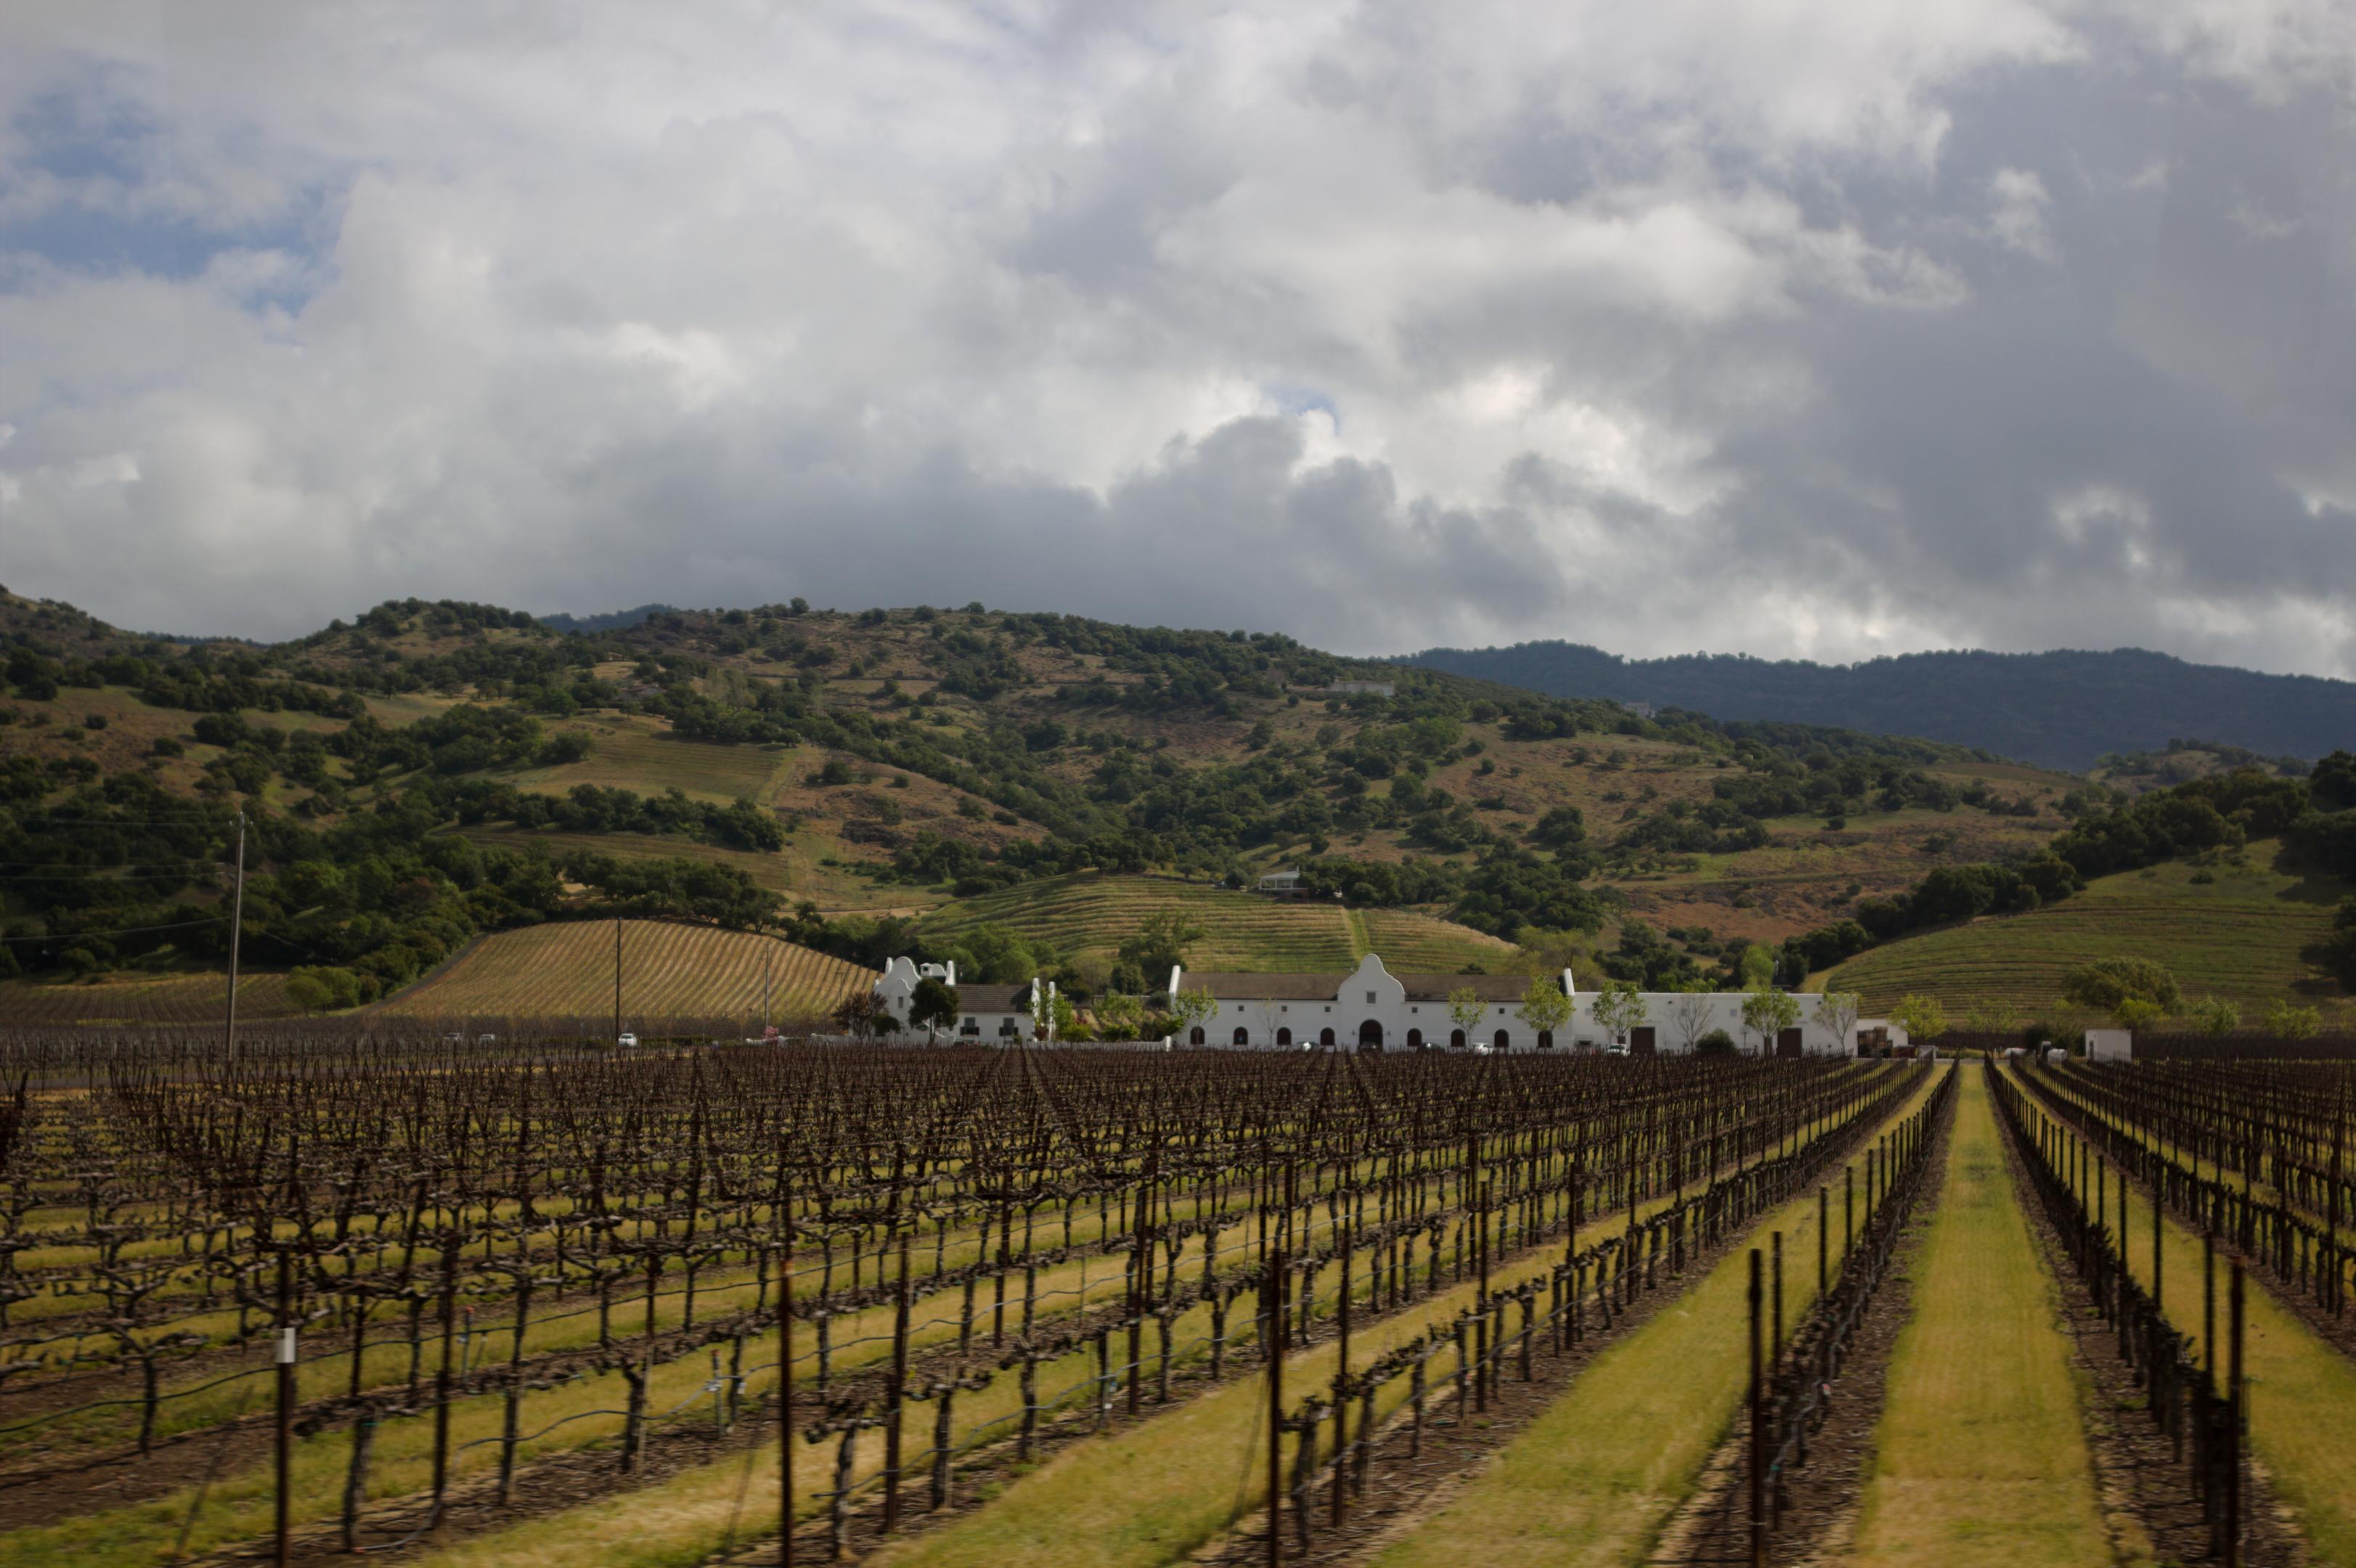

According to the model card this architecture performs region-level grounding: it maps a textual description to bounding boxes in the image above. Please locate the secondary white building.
[874,956,1045,1041]
[1166,952,1855,1055]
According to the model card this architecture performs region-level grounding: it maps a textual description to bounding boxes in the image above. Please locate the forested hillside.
[0,584,2115,1015]
[1403,642,2356,771]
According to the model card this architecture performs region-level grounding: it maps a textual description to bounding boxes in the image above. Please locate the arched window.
[1358,1019,1383,1053]
[1232,1026,1250,1046]
[1450,1029,1467,1050]
[1538,1030,1554,1050]
[1189,1026,1205,1045]
[1406,1028,1423,1050]
[1276,1027,1293,1046]
[1319,1027,1336,1048]
[1493,1029,1511,1052]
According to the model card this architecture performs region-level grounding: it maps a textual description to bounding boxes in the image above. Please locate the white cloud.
[1988,167,2054,258]
[0,1,2351,677]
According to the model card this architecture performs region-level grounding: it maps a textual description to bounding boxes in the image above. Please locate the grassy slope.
[370,918,874,1021]
[1366,1068,1949,1568]
[1822,838,2351,1019]
[0,970,298,1024]
[1843,1066,2126,1567]
[916,870,1518,973]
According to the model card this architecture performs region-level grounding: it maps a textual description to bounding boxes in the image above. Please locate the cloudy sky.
[2,2,2353,674]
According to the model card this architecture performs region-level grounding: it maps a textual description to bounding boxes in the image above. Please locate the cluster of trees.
[449,780,784,852]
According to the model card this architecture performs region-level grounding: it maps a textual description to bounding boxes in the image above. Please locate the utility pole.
[780,1180,795,1568]
[224,810,247,1064]
[613,916,623,1044]
[1748,1248,1765,1568]
[1265,1246,1286,1568]
[763,945,773,1034]
[275,1249,294,1568]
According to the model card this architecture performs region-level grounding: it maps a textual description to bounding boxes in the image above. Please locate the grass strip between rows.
[1842,1065,2128,1567]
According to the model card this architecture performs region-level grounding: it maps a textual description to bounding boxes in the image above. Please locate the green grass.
[1844,1066,2129,1567]
[921,872,1515,973]
[1825,839,2349,1018]
[511,719,797,805]
[1366,1069,1949,1568]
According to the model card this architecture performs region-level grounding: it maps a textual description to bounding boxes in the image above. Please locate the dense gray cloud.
[1,1,2352,672]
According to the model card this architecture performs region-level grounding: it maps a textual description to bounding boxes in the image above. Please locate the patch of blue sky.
[1266,384,1340,428]
[2,76,333,311]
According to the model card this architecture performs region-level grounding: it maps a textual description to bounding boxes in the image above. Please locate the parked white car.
[616,1032,639,1048]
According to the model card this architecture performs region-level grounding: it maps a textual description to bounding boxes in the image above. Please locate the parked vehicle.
[616,1032,638,1048]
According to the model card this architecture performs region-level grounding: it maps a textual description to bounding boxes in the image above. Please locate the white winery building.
[1161,953,1856,1055]
[876,951,1870,1055]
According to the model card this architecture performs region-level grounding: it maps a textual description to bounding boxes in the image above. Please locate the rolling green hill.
[0,585,2101,1022]
[1820,840,2350,1021]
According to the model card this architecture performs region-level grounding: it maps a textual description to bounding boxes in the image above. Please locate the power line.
[0,871,222,883]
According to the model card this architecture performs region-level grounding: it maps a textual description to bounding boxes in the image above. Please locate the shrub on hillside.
[285,965,373,1013]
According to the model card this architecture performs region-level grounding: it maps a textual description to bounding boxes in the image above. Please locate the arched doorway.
[1537,1030,1554,1050]
[1319,1027,1337,1048]
[1276,1027,1293,1046]
[1358,1019,1384,1053]
[1493,1029,1510,1053]
[1189,1026,1205,1045]
[1450,1029,1467,1050]
[1232,1026,1250,1046]
[1406,1028,1423,1050]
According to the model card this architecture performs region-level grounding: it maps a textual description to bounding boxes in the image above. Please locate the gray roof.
[952,984,1032,1013]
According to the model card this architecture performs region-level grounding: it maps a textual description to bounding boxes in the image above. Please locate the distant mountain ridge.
[537,603,681,634]
[1399,642,2356,771]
